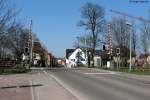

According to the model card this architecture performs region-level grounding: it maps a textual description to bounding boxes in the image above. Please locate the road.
[40,68,150,100]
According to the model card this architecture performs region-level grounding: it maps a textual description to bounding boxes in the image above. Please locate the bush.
[0,65,29,74]
[4,68,27,73]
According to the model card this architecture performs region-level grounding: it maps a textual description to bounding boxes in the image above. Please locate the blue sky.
[13,0,150,57]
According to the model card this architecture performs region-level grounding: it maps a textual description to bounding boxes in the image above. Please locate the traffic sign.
[147,56,150,64]
[116,48,120,55]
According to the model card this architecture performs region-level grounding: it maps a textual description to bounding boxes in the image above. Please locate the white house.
[94,56,102,67]
[66,48,87,68]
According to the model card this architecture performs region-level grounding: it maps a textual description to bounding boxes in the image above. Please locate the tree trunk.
[91,40,96,67]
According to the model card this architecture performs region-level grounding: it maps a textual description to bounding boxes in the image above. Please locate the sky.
[12,0,150,57]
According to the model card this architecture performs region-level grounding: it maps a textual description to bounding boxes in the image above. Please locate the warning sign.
[147,56,150,64]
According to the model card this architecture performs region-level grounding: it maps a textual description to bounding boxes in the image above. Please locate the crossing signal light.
[103,45,105,50]
[116,48,120,55]
[24,47,29,53]
[25,42,29,47]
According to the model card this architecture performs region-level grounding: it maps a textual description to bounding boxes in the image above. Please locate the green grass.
[0,66,29,75]
[97,67,150,76]
[129,71,150,75]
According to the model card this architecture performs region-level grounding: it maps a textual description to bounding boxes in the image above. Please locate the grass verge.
[0,66,29,75]
[96,67,150,76]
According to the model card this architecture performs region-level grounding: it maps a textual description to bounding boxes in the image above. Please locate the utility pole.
[29,20,33,67]
[126,22,132,72]
[107,23,112,68]
[107,23,113,55]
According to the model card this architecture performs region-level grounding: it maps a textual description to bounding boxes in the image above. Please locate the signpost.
[116,48,120,69]
[147,56,150,64]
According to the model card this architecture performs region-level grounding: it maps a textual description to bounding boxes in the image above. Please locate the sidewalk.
[0,72,79,100]
[30,71,79,100]
[0,74,32,100]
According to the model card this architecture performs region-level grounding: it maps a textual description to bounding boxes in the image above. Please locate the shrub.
[0,65,29,74]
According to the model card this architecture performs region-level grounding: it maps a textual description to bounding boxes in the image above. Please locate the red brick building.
[47,53,57,67]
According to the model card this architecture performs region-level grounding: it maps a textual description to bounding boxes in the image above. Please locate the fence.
[0,60,16,67]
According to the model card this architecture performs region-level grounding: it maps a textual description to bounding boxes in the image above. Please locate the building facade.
[66,48,87,68]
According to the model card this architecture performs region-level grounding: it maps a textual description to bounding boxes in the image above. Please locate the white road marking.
[30,80,35,100]
[84,72,116,75]
[38,72,41,75]
[43,70,83,100]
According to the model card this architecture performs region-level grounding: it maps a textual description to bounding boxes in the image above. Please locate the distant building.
[32,41,57,67]
[47,53,56,67]
[66,48,102,68]
[33,53,41,67]
[112,45,136,67]
[66,48,87,68]
[56,58,65,66]
[135,54,149,67]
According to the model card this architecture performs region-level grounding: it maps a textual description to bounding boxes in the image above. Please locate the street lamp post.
[126,22,132,72]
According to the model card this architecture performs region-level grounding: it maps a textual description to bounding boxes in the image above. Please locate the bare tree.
[141,31,149,53]
[140,22,150,53]
[140,10,150,54]
[111,17,137,51]
[111,17,130,47]
[78,2,105,66]
[7,23,24,60]
[0,0,19,59]
[0,0,18,32]
[73,34,93,49]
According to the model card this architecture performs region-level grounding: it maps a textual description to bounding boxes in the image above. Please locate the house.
[66,45,138,68]
[135,54,149,67]
[32,41,56,67]
[99,45,137,68]
[112,45,136,67]
[92,50,103,67]
[47,53,56,67]
[66,48,103,68]
[94,55,101,67]
[33,53,41,67]
[66,48,87,68]
[56,58,65,66]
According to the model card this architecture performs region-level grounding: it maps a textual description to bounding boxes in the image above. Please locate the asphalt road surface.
[41,68,150,100]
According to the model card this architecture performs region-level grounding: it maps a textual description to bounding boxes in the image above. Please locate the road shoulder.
[31,70,79,100]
